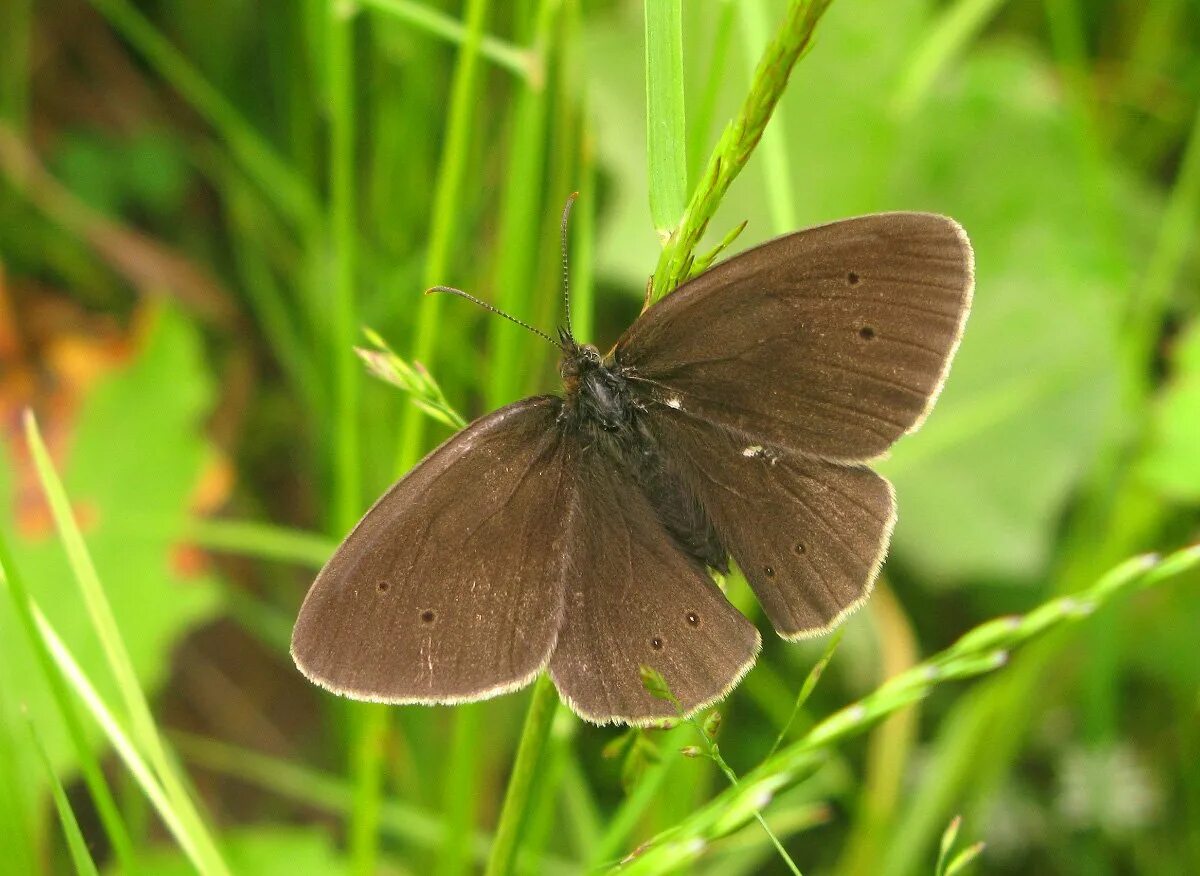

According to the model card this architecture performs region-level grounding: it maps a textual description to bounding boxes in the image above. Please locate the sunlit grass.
[0,0,1198,874]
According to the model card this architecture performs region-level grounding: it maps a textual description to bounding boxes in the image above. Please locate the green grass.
[1,0,1199,874]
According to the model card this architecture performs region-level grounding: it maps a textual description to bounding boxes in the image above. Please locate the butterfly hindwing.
[291,397,571,704]
[645,410,896,638]
[549,440,761,725]
[616,212,973,462]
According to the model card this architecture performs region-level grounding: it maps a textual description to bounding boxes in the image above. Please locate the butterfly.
[291,210,973,725]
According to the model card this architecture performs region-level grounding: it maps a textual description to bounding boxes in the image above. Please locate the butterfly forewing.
[617,213,973,462]
[548,443,761,725]
[646,410,896,639]
[292,397,571,704]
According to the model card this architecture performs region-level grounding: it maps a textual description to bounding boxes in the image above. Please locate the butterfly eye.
[686,612,700,627]
[650,636,663,650]
[793,542,806,555]
[763,565,776,578]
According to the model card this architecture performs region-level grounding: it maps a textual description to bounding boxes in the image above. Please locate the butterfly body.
[292,212,974,725]
[561,339,730,574]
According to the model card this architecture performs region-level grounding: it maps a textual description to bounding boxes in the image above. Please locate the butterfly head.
[558,333,603,393]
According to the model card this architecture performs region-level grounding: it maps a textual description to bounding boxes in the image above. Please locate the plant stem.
[396,0,490,473]
[650,0,833,299]
[359,0,535,81]
[485,674,560,876]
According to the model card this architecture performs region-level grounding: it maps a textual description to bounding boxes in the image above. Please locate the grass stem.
[650,0,834,299]
[485,674,560,876]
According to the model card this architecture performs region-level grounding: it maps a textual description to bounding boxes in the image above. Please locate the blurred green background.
[1,0,1199,873]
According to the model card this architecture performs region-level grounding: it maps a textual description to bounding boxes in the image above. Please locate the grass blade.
[359,0,535,81]
[485,674,559,875]
[22,411,231,875]
[0,540,136,871]
[28,594,199,866]
[615,546,1197,873]
[26,714,101,876]
[644,0,688,235]
[86,0,319,232]
[650,0,834,299]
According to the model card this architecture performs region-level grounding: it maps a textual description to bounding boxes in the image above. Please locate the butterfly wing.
[617,212,973,462]
[291,396,572,704]
[644,411,896,638]
[548,440,761,725]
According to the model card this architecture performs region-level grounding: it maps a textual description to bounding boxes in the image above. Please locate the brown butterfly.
[292,211,973,725]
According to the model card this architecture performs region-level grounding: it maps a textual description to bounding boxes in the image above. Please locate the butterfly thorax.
[559,341,637,435]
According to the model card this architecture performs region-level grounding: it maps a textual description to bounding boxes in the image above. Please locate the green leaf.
[880,45,1137,581]
[1139,321,1200,500]
[0,304,222,842]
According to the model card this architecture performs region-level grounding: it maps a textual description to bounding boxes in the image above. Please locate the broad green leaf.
[880,45,1135,581]
[0,304,223,838]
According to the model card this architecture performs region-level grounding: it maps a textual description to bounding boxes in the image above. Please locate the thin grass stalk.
[186,519,336,568]
[644,0,687,235]
[328,0,362,537]
[485,675,560,875]
[514,707,585,869]
[24,595,201,868]
[487,0,559,409]
[396,0,491,472]
[0,539,137,872]
[891,0,1008,116]
[834,583,920,876]
[324,7,387,868]
[571,117,597,344]
[359,0,535,80]
[616,548,1198,874]
[587,725,691,869]
[22,413,230,874]
[26,716,101,876]
[650,0,834,300]
[686,1,737,186]
[377,3,495,870]
[737,0,797,232]
[85,0,319,232]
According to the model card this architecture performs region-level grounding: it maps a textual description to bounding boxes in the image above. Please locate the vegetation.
[0,0,1198,873]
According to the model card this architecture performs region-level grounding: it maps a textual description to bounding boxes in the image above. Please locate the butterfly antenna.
[425,286,561,347]
[560,191,579,343]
